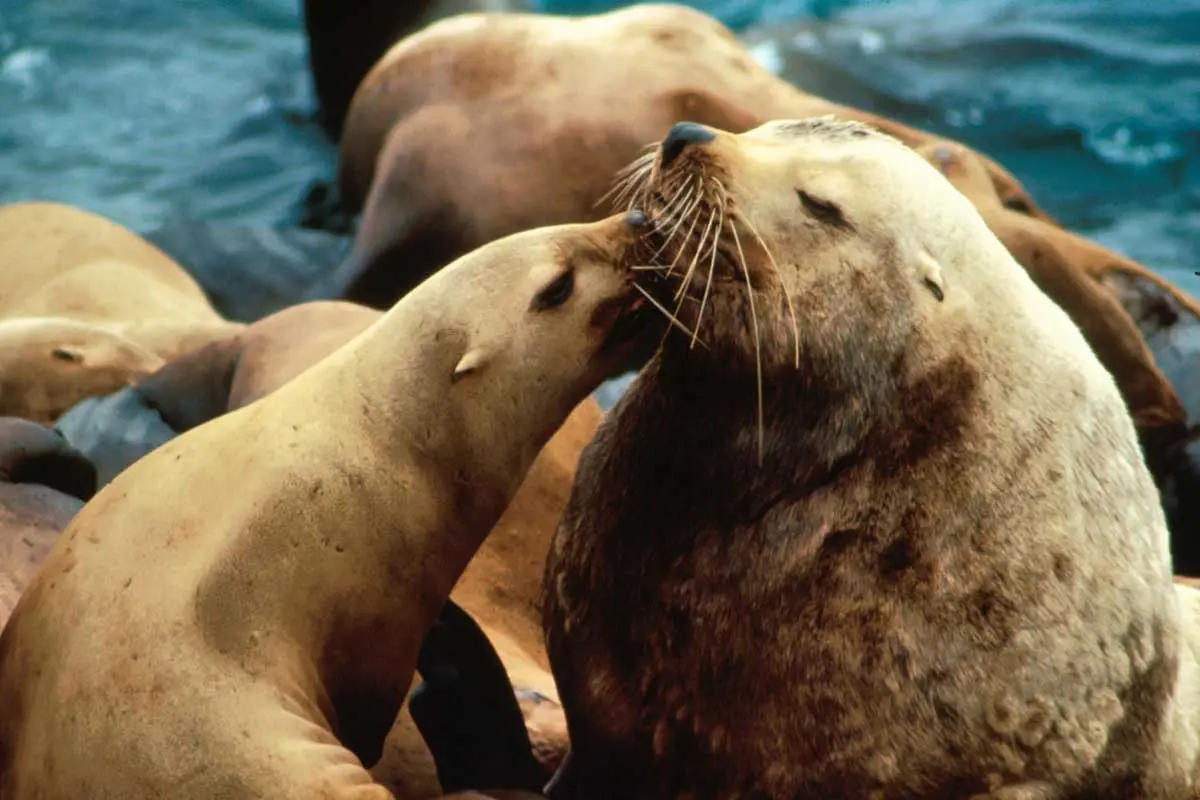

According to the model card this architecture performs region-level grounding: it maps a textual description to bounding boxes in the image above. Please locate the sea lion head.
[619,117,1002,405]
[0,317,166,424]
[440,210,660,406]
[916,140,1003,209]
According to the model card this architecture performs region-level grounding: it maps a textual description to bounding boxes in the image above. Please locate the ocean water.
[1,0,1197,293]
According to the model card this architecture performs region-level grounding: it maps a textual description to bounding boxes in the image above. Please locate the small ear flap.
[451,349,487,383]
[51,347,84,364]
[916,251,946,303]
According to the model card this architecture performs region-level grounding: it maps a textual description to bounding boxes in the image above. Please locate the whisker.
[736,213,800,371]
[632,282,708,348]
[650,181,703,265]
[691,190,725,351]
[729,221,765,466]
[675,207,717,302]
[599,151,656,210]
[659,197,704,275]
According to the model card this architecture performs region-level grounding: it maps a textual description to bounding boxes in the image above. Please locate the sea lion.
[0,212,655,800]
[0,201,242,359]
[315,3,1042,309]
[542,119,1199,798]
[303,0,529,141]
[0,417,96,629]
[0,317,165,423]
[917,141,1200,574]
[915,141,1186,431]
[51,301,381,486]
[54,298,586,787]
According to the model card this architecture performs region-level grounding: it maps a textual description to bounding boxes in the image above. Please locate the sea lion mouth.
[598,289,658,356]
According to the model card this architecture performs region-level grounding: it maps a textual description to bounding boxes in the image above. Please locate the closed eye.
[796,189,853,232]
[529,269,575,312]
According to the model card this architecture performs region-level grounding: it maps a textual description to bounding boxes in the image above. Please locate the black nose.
[660,122,715,168]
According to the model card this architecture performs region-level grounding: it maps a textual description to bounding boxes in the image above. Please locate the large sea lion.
[0,212,655,799]
[543,119,1200,798]
[314,3,1042,308]
[0,417,96,629]
[917,141,1200,574]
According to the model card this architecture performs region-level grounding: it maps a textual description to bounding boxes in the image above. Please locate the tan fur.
[142,298,587,790]
[914,141,1186,431]
[0,202,243,420]
[0,317,165,422]
[543,119,1198,798]
[325,4,1044,308]
[0,214,649,799]
[0,417,94,629]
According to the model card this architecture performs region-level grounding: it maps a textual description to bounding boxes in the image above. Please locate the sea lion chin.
[542,118,1197,799]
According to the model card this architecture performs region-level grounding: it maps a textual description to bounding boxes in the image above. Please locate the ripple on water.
[0,0,1195,296]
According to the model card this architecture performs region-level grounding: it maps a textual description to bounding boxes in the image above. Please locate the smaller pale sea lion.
[55,297,587,790]
[0,212,656,799]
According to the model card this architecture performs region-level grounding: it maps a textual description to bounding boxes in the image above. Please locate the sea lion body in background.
[316,3,1041,308]
[919,141,1200,573]
[303,0,528,141]
[0,213,654,800]
[0,317,165,423]
[0,202,241,420]
[0,202,240,358]
[0,418,96,629]
[543,120,1199,798]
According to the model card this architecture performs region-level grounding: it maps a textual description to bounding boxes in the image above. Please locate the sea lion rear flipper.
[410,599,547,794]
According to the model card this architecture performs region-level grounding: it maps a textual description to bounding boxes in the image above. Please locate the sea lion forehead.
[748,116,888,144]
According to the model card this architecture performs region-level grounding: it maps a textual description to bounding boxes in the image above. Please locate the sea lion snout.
[660,121,716,168]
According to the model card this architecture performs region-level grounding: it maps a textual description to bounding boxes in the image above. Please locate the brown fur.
[303,0,528,140]
[543,120,1194,799]
[0,215,653,799]
[320,3,1042,308]
[0,418,95,629]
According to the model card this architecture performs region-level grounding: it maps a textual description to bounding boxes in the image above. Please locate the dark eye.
[51,348,82,363]
[796,190,852,231]
[529,269,574,312]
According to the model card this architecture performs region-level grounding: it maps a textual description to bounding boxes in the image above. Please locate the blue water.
[1,0,1197,291]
